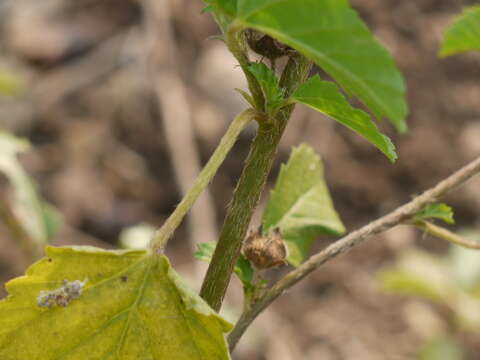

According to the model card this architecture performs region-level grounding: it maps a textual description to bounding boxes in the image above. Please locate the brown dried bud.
[245,30,294,61]
[243,227,288,269]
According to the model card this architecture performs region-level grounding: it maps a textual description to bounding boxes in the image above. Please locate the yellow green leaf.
[0,246,232,359]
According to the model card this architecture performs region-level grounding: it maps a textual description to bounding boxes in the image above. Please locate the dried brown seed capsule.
[243,227,288,269]
[245,30,294,61]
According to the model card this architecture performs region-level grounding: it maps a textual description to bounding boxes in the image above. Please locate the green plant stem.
[415,221,480,249]
[226,24,265,110]
[150,109,256,253]
[200,54,312,311]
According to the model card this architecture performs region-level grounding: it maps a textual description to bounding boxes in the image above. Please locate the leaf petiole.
[150,109,258,253]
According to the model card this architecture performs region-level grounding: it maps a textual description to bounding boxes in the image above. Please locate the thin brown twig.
[228,155,480,350]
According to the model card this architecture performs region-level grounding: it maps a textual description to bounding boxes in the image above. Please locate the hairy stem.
[228,155,480,350]
[150,109,256,253]
[200,54,312,311]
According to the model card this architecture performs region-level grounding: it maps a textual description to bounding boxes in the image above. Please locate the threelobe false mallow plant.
[1,1,480,359]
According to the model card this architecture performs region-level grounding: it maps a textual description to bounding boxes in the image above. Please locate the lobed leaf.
[0,246,232,359]
[262,144,345,266]
[439,5,480,57]
[292,76,397,162]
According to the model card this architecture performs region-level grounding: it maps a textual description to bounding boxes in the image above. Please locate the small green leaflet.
[415,203,454,225]
[262,144,345,267]
[247,63,284,116]
[291,76,397,162]
[203,0,408,132]
[0,246,232,360]
[195,242,254,288]
[439,5,480,57]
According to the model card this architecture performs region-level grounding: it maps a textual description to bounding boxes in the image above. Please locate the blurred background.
[1,0,480,358]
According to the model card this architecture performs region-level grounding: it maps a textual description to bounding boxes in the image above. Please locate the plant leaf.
[378,270,446,302]
[377,248,453,302]
[419,337,466,360]
[195,242,254,286]
[0,246,232,359]
[262,144,345,267]
[0,69,24,97]
[234,0,408,132]
[0,132,60,249]
[247,63,284,116]
[415,203,454,225]
[203,0,408,131]
[439,5,480,57]
[203,0,238,31]
[292,76,397,162]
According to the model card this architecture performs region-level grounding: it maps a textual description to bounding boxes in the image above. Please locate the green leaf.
[195,242,254,286]
[0,131,59,248]
[194,242,217,262]
[377,248,453,302]
[234,0,408,132]
[262,144,345,267]
[291,76,397,162]
[419,337,466,360]
[378,269,446,302]
[201,5,214,14]
[247,63,284,116]
[203,0,238,31]
[0,246,232,359]
[439,6,480,57]
[41,203,62,240]
[415,203,455,225]
[0,70,24,97]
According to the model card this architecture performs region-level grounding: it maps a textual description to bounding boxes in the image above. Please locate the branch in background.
[1,32,134,132]
[142,0,218,252]
[228,155,480,350]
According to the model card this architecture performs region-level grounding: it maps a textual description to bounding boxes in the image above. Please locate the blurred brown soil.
[1,0,480,358]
